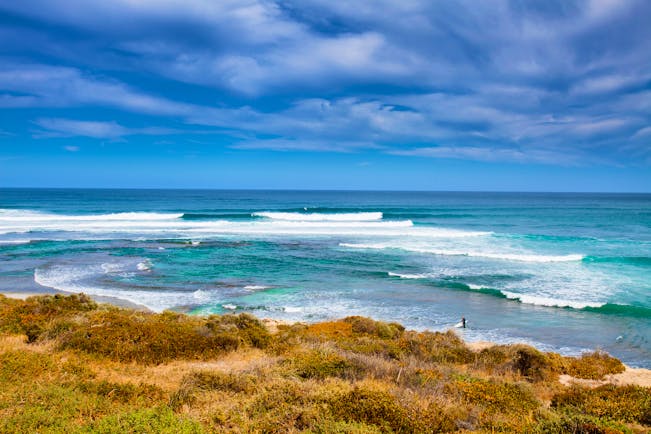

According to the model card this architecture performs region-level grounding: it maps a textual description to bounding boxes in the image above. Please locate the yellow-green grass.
[0,293,648,433]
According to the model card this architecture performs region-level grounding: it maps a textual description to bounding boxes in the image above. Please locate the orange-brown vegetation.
[0,293,648,433]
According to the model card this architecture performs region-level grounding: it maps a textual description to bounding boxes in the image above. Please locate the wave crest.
[252,211,383,221]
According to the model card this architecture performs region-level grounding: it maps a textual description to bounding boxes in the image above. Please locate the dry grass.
[0,293,649,433]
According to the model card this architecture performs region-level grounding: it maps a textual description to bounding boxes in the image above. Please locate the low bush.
[57,310,268,364]
[286,348,362,380]
[563,351,626,380]
[0,350,54,382]
[343,316,405,339]
[474,344,563,382]
[80,406,204,433]
[401,330,475,364]
[449,377,539,414]
[1,296,647,433]
[245,381,321,432]
[0,293,97,341]
[552,384,651,425]
[529,412,634,434]
[77,380,165,405]
[327,385,413,432]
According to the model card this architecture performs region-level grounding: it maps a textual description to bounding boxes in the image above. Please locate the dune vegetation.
[0,293,648,433]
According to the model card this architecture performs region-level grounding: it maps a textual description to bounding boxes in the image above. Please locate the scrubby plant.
[401,329,475,364]
[563,350,626,380]
[448,377,539,414]
[205,312,272,349]
[56,309,269,364]
[80,406,204,433]
[474,344,564,382]
[528,411,635,434]
[343,316,405,339]
[286,347,363,380]
[76,380,166,406]
[1,295,648,433]
[327,385,413,432]
[0,293,96,341]
[552,384,651,425]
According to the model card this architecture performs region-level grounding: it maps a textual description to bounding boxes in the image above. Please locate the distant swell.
[583,256,651,267]
[252,211,383,221]
[583,303,651,318]
[343,243,582,262]
[501,291,604,309]
[181,212,254,220]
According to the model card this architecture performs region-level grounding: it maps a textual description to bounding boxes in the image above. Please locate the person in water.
[461,317,466,328]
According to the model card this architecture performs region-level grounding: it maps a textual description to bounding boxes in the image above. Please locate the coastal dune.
[1,292,649,433]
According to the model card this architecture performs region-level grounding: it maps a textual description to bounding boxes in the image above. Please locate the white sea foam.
[192,289,211,301]
[341,243,583,263]
[34,264,188,312]
[137,260,153,271]
[222,303,237,310]
[501,291,605,309]
[0,211,500,237]
[467,283,484,290]
[387,272,429,279]
[283,306,303,313]
[253,211,383,221]
[0,208,497,240]
[0,239,32,245]
[244,285,269,291]
[100,262,125,273]
[0,209,183,222]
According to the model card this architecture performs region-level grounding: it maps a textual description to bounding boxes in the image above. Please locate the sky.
[0,0,650,191]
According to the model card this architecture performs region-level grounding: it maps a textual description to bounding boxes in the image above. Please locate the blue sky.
[0,0,650,191]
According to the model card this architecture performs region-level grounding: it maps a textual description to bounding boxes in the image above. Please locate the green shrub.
[327,386,411,432]
[552,384,651,425]
[563,351,625,380]
[57,310,263,364]
[77,381,165,405]
[205,313,271,349]
[529,412,634,434]
[449,377,539,414]
[287,348,362,380]
[343,316,405,339]
[475,344,563,382]
[170,370,258,409]
[401,330,474,364]
[0,293,96,341]
[245,381,321,432]
[0,383,113,433]
[0,350,54,382]
[80,406,204,433]
[308,419,383,433]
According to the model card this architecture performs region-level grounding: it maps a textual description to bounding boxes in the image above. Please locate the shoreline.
[3,290,650,388]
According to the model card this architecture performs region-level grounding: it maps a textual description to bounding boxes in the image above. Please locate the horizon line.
[1,187,650,195]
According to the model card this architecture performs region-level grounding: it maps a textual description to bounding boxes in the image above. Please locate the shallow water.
[1,189,649,367]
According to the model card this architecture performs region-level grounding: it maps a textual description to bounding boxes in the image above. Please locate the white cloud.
[0,1,649,165]
[33,118,179,139]
[0,63,194,116]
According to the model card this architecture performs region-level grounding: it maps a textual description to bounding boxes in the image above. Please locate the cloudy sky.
[0,0,650,190]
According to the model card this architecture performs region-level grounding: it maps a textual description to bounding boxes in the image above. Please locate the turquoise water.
[0,189,649,367]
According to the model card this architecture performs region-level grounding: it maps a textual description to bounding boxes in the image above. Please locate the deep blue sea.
[1,189,649,367]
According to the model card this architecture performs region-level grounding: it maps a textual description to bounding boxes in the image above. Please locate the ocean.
[0,189,649,367]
